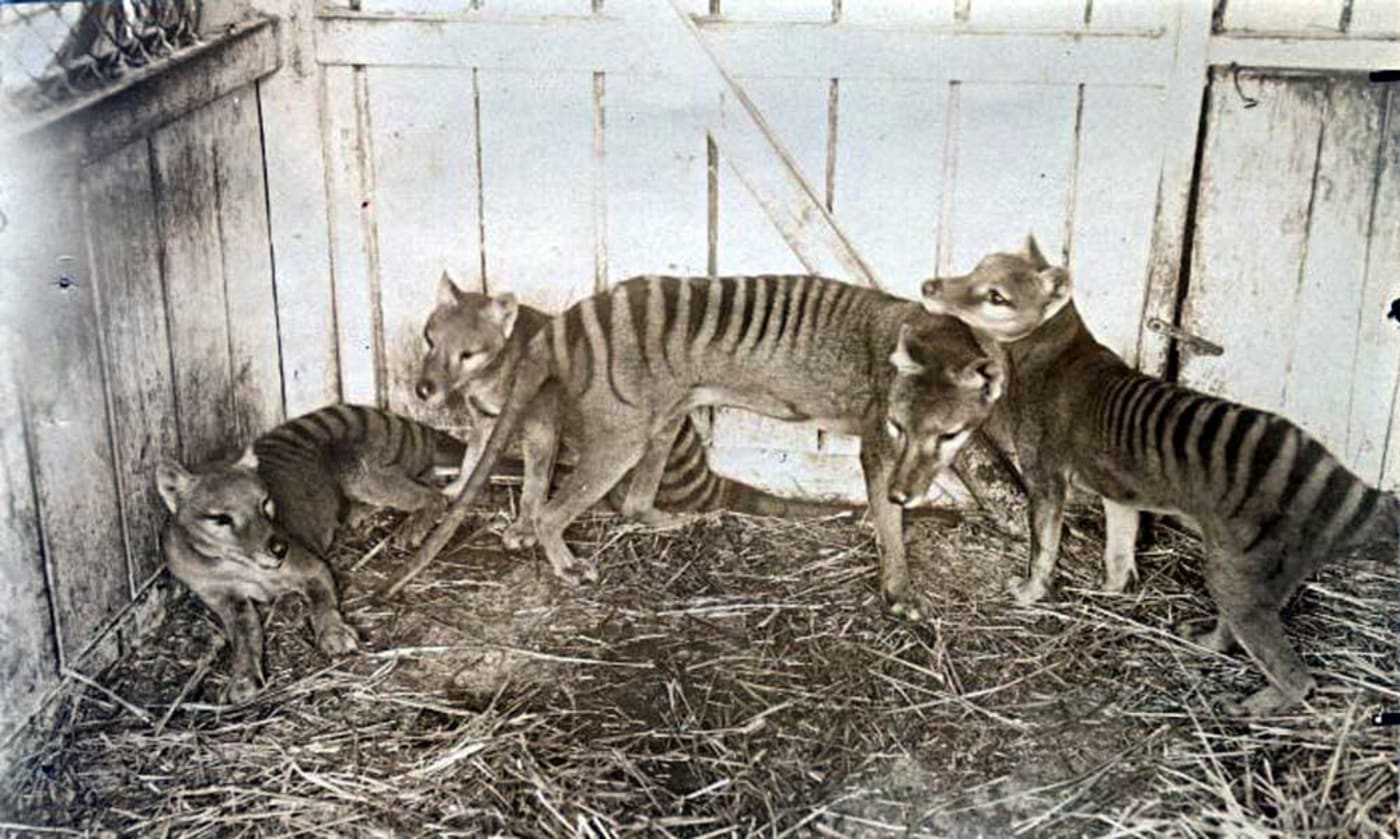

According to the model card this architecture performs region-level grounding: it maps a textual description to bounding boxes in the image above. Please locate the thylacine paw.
[315,618,360,656]
[1007,576,1049,606]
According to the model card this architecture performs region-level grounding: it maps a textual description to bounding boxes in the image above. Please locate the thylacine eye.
[986,289,1010,306]
[938,427,966,443]
[458,350,473,364]
[262,497,276,518]
[205,513,234,528]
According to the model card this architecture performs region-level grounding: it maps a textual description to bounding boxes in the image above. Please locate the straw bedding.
[2,490,1396,837]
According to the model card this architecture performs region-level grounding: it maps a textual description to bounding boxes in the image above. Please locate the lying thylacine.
[413,273,1005,617]
[921,236,1398,713]
[159,405,465,701]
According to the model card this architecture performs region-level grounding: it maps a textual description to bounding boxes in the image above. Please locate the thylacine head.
[884,320,1004,505]
[415,272,521,411]
[920,235,1072,342]
[156,448,289,571]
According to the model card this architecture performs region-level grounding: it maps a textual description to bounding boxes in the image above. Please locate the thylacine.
[253,403,467,552]
[415,273,1005,617]
[160,405,466,701]
[921,236,1399,713]
[414,275,857,532]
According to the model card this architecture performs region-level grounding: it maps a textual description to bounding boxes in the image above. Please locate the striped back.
[1092,374,1389,555]
[253,404,465,553]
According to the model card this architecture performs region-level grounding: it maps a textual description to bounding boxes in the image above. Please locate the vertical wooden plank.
[1348,0,1400,35]
[0,350,58,743]
[717,78,828,276]
[250,0,341,416]
[606,73,711,280]
[1136,0,1211,375]
[10,155,130,661]
[152,104,240,461]
[1068,85,1166,366]
[213,89,284,439]
[323,65,380,406]
[1222,0,1343,33]
[1178,75,1327,410]
[970,0,1087,28]
[82,141,179,585]
[366,67,482,418]
[1356,90,1400,487]
[1283,82,1384,460]
[945,83,1078,273]
[477,70,595,312]
[833,79,946,300]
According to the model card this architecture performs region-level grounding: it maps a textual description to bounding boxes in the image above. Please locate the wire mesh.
[1,0,201,118]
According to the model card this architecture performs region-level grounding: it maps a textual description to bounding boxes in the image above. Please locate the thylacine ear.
[1038,266,1073,311]
[958,357,1006,405]
[234,445,259,471]
[1021,234,1050,271]
[437,271,465,308]
[489,292,520,339]
[155,459,194,513]
[889,324,925,375]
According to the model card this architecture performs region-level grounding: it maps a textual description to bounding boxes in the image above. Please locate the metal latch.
[1147,318,1224,357]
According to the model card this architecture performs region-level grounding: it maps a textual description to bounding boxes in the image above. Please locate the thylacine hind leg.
[341,459,450,548]
[1201,544,1316,714]
[619,416,696,531]
[534,434,647,585]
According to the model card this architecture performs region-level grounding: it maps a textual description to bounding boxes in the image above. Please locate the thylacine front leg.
[1009,460,1067,605]
[280,546,359,655]
[501,388,560,551]
[207,593,266,703]
[859,437,921,620]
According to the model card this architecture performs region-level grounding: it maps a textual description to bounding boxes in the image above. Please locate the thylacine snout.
[920,236,1072,341]
[884,325,1003,507]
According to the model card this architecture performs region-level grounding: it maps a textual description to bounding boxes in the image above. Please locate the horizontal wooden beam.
[315,12,1174,86]
[6,17,280,164]
[1207,34,1400,73]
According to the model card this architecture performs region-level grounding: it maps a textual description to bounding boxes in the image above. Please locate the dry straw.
[2,496,1395,836]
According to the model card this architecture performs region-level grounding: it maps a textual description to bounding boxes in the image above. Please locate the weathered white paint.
[1356,90,1400,488]
[1209,35,1400,71]
[970,0,1086,29]
[1222,0,1342,34]
[1069,84,1167,366]
[251,0,342,415]
[1349,0,1400,36]
[364,66,482,417]
[720,0,832,22]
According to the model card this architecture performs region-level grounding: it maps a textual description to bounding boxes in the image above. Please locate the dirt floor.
[2,493,1396,837]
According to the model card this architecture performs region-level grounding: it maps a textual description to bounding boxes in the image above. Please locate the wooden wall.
[0,23,281,749]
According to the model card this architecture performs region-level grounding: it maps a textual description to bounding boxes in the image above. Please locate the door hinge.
[1147,318,1224,357]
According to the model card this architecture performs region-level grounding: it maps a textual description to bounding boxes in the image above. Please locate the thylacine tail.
[400,329,557,584]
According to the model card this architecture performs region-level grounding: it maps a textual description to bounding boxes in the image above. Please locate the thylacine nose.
[921,277,943,298]
[268,536,288,560]
[415,379,436,401]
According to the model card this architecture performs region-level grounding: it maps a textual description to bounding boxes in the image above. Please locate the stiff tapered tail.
[388,331,555,594]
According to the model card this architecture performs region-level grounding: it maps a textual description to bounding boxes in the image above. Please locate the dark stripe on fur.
[1233,419,1290,517]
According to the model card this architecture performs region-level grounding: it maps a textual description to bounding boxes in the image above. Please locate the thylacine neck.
[1003,301,1108,375]
[471,304,550,413]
